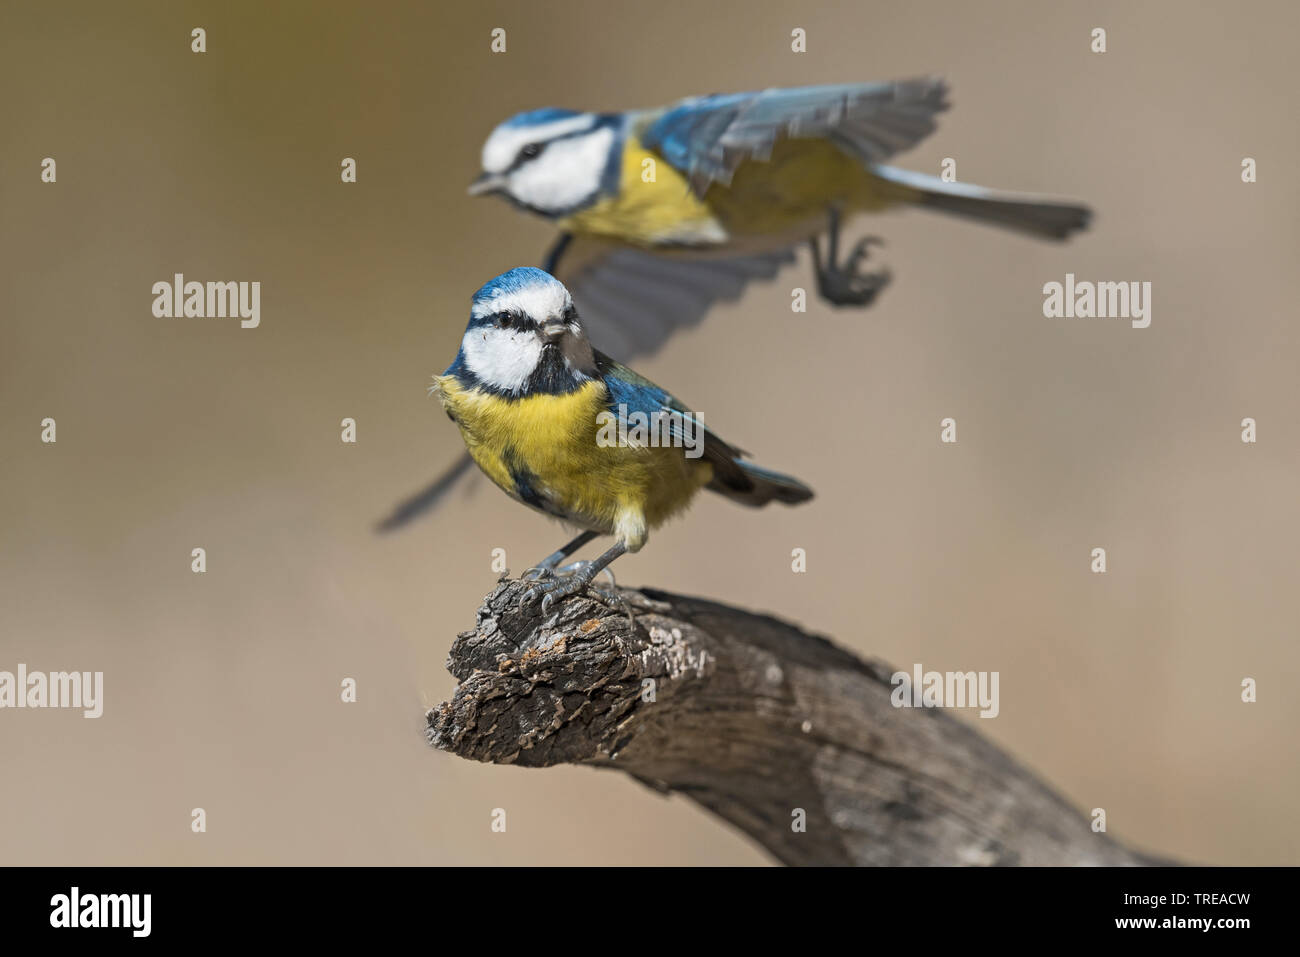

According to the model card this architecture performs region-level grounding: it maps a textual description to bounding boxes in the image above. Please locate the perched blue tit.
[432,267,812,609]
[379,77,1089,531]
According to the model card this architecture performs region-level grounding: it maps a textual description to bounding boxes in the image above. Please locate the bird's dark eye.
[519,142,543,161]
[497,312,515,329]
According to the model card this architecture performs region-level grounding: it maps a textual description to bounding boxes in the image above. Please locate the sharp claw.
[588,586,636,629]
[811,223,892,307]
[847,237,881,269]
[541,592,555,613]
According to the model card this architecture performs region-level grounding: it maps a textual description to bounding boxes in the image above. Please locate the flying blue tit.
[466,77,1090,355]
[378,77,1089,531]
[432,267,812,610]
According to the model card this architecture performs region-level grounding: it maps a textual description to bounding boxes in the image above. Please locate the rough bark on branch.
[427,579,1157,866]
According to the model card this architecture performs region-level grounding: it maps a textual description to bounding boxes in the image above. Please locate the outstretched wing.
[555,237,796,361]
[640,77,950,194]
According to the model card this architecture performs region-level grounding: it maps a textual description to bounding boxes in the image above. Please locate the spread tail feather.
[872,165,1092,240]
[707,459,814,508]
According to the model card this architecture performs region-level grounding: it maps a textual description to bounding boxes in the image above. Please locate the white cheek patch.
[461,326,543,394]
[506,126,614,213]
[481,114,597,173]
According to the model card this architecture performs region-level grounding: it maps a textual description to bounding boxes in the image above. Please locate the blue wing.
[641,77,949,194]
[596,353,813,507]
[597,350,747,462]
[597,351,715,445]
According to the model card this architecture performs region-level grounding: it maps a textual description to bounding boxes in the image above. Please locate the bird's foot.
[519,561,629,618]
[557,563,636,628]
[519,565,556,582]
[520,575,587,613]
[813,235,892,307]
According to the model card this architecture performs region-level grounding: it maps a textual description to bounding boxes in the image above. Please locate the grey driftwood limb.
[427,579,1157,866]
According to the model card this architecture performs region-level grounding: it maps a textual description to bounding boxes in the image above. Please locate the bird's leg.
[541,232,573,275]
[809,206,892,307]
[521,540,628,614]
[555,559,619,602]
[520,529,599,582]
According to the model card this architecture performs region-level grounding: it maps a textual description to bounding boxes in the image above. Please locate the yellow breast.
[560,137,726,246]
[433,374,712,549]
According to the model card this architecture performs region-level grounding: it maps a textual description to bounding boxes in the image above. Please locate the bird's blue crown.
[471,267,564,308]
[500,107,584,129]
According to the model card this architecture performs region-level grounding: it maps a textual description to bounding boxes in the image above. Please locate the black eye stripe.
[501,117,616,174]
[505,143,545,172]
[494,311,533,330]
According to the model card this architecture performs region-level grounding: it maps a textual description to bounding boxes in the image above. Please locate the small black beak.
[542,320,567,343]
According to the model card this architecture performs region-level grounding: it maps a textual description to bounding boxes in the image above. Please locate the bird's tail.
[707,458,814,508]
[375,451,476,533]
[871,165,1091,240]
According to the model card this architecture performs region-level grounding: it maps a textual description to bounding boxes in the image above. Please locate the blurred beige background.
[1,0,1296,865]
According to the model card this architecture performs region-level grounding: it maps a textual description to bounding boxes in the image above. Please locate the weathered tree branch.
[427,580,1159,866]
